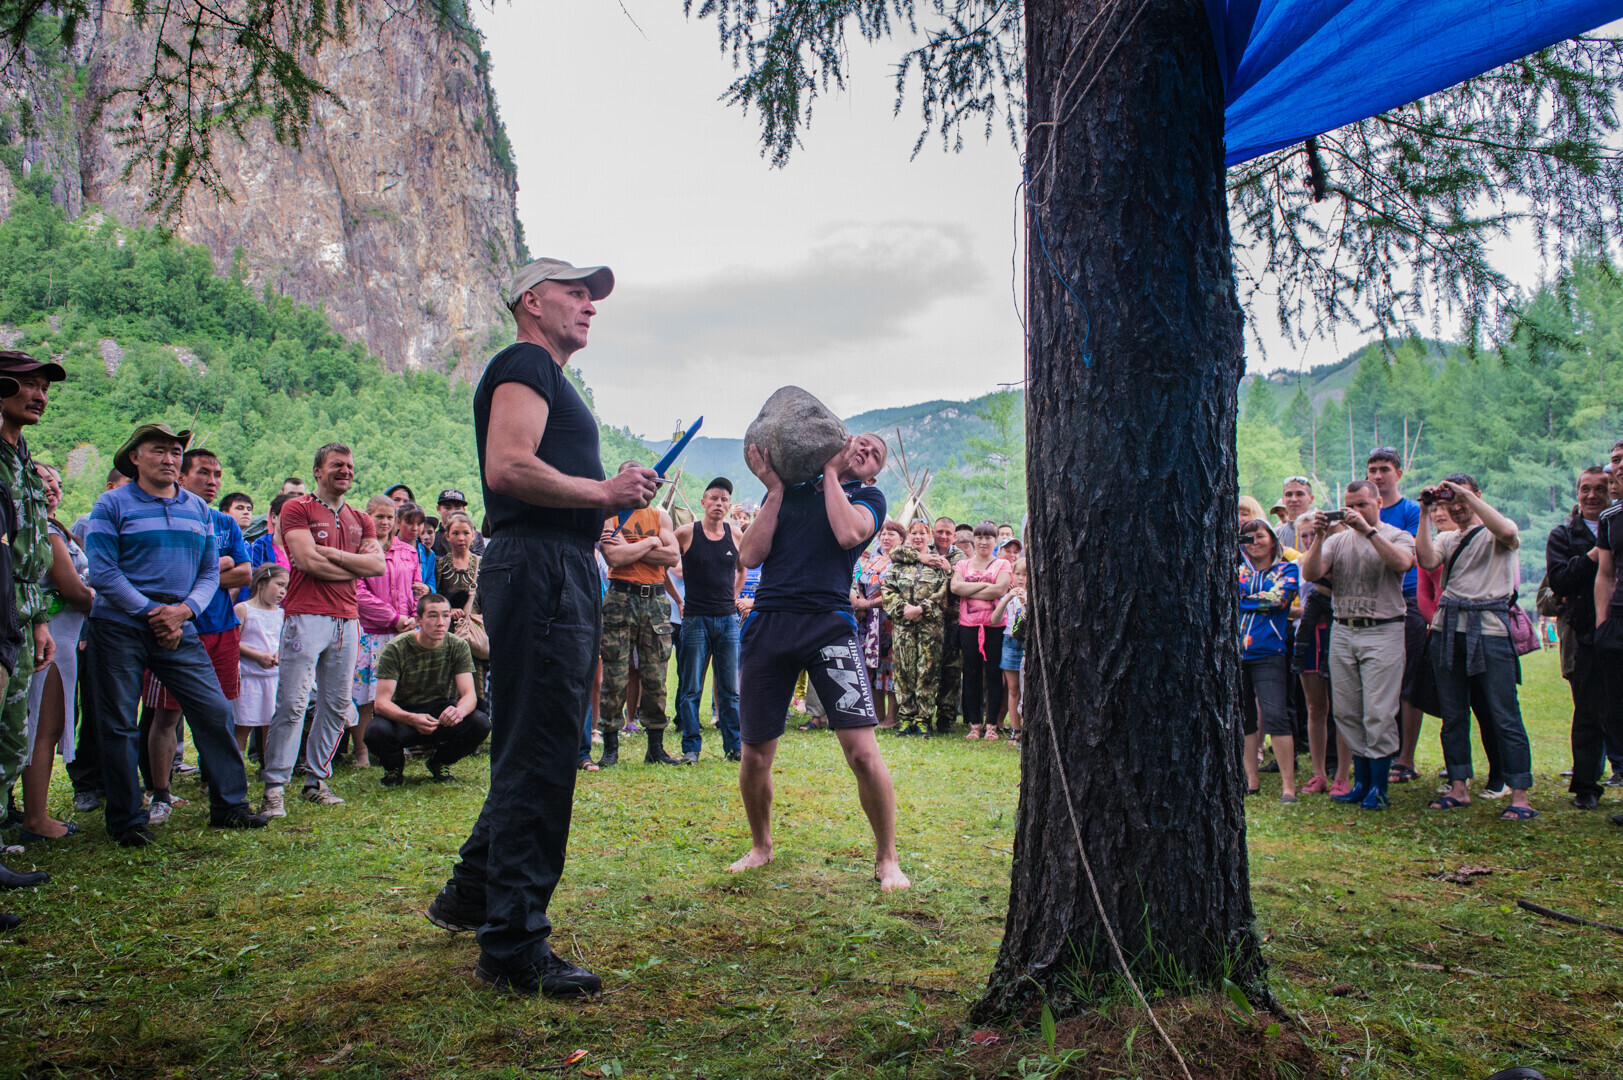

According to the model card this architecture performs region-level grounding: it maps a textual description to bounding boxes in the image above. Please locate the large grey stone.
[744,386,849,487]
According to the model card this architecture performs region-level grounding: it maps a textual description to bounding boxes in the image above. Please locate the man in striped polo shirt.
[84,423,270,847]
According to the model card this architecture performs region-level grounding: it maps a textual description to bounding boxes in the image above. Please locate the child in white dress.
[234,565,289,750]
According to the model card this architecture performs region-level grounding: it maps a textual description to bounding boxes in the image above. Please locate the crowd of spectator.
[0,327,1617,938]
[1239,440,1623,824]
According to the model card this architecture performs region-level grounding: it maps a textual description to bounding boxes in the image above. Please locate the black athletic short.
[1399,596,1427,703]
[739,610,879,744]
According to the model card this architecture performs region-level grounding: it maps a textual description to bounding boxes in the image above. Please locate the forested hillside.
[0,184,647,523]
[1237,264,1622,579]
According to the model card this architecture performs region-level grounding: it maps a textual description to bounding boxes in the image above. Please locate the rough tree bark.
[975,0,1260,1019]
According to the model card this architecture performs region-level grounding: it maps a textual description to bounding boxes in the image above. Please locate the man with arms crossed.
[425,258,657,997]
[729,434,909,891]
[1365,447,1427,786]
[1301,480,1416,811]
[259,444,383,815]
[674,477,743,762]
[597,462,682,767]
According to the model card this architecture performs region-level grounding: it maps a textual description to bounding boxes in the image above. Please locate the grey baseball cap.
[504,258,614,308]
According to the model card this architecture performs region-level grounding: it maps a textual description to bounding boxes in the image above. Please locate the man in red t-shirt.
[258,443,383,816]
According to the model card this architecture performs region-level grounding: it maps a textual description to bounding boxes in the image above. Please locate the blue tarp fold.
[1215,1,1623,165]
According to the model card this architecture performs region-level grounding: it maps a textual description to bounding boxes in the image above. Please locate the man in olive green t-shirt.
[365,594,490,785]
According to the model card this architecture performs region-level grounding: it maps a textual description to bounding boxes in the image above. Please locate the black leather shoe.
[211,805,272,829]
[426,757,455,783]
[0,862,48,889]
[473,947,602,998]
[0,911,18,930]
[117,825,157,848]
[1573,792,1600,810]
[425,888,485,932]
[598,730,619,768]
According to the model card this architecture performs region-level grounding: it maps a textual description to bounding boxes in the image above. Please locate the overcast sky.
[473,2,1552,439]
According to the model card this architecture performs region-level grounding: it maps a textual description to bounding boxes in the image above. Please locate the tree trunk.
[975,0,1260,1019]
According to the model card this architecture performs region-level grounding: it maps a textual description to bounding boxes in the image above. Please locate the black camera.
[1239,532,1256,545]
[1420,486,1455,506]
[1322,509,1348,523]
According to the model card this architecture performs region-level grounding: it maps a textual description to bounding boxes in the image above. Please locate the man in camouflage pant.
[884,522,953,736]
[597,463,681,766]
[929,517,967,733]
[0,353,61,821]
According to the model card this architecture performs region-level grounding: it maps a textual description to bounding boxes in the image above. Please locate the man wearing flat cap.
[0,352,58,829]
[83,423,270,845]
[425,258,657,999]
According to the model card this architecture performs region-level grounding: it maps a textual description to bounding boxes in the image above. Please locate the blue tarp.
[1215,1,1623,166]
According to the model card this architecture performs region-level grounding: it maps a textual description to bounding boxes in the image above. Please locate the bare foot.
[875,860,911,892]
[22,818,69,838]
[727,847,774,873]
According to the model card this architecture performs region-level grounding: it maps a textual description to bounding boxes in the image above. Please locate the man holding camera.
[1416,475,1537,820]
[1301,480,1415,811]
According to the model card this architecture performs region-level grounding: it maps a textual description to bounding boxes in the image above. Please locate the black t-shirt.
[683,521,739,618]
[753,480,885,614]
[473,342,606,542]
[1599,503,1623,618]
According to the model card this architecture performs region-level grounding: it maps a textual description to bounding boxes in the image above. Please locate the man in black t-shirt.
[674,477,742,762]
[729,433,910,892]
[424,258,658,998]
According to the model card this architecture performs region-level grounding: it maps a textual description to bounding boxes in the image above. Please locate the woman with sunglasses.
[1239,518,1301,800]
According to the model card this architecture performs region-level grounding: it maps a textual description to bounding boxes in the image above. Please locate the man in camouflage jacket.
[884,523,953,736]
[0,353,60,816]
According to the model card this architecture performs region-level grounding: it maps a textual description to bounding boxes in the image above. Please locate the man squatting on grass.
[729,432,911,892]
[425,258,659,998]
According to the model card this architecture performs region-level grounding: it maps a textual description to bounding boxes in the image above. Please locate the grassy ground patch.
[2,649,1618,1078]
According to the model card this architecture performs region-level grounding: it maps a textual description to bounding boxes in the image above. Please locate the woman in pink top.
[951,521,1013,740]
[352,496,421,767]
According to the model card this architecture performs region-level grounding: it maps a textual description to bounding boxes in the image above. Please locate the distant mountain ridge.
[643,391,1017,506]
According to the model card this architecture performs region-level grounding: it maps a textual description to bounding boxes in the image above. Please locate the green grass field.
[2,648,1619,1079]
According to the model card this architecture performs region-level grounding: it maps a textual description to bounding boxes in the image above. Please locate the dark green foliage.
[0,190,646,524]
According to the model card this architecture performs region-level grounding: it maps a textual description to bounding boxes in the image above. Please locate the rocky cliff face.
[0,1,524,376]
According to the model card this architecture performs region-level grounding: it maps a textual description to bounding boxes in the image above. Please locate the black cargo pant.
[1572,624,1623,798]
[440,529,601,971]
[365,702,491,772]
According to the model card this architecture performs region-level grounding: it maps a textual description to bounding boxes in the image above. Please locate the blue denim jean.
[676,614,741,756]
[1431,631,1534,790]
[84,617,252,837]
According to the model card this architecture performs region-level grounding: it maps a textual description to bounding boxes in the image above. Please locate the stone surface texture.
[744,386,850,487]
[0,0,524,377]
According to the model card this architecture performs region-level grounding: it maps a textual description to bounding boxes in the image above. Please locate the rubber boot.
[1332,757,1369,804]
[598,730,619,768]
[644,727,681,766]
[1361,755,1391,811]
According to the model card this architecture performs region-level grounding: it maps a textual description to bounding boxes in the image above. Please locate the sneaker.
[211,804,271,829]
[145,801,173,826]
[118,824,158,848]
[679,752,699,765]
[1479,785,1510,800]
[1606,771,1623,787]
[1328,778,1352,798]
[1560,768,1574,778]
[301,780,345,806]
[473,947,602,998]
[173,761,200,776]
[426,888,486,932]
[380,768,404,787]
[724,749,742,762]
[426,757,455,783]
[71,791,103,812]
[1300,776,1327,795]
[259,786,287,818]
